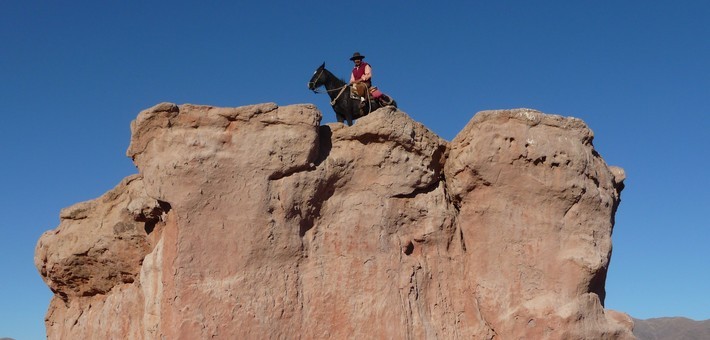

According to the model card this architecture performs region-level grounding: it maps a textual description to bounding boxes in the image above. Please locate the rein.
[309,67,350,106]
[329,86,348,106]
[312,84,348,94]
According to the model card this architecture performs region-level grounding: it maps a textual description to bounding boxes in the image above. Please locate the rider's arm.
[361,65,372,82]
[350,72,356,84]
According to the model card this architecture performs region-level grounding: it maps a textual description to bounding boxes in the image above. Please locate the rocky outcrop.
[35,102,634,339]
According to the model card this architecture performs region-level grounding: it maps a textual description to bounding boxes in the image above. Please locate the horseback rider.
[349,52,372,109]
[307,61,397,125]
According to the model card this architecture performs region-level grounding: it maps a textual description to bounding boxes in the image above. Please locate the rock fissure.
[391,176,443,199]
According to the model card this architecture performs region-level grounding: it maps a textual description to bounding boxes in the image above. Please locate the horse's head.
[307,62,326,92]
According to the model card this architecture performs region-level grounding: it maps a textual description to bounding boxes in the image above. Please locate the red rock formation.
[35,102,634,339]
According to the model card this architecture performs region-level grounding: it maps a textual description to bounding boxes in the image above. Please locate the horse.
[307,62,397,126]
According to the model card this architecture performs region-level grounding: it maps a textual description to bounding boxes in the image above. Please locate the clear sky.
[1,1,708,339]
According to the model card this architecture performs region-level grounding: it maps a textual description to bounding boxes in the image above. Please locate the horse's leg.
[347,103,356,126]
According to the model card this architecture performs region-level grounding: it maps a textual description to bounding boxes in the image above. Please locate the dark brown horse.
[308,63,396,126]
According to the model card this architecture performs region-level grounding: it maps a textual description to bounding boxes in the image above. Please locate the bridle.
[308,67,349,105]
[308,68,326,93]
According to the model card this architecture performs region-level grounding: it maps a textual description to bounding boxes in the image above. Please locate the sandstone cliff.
[35,103,634,339]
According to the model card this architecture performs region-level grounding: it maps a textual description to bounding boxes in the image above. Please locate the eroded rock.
[36,103,633,339]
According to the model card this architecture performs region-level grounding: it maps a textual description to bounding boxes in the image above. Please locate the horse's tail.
[378,94,397,108]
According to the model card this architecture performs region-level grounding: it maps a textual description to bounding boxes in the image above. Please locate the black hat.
[349,52,365,61]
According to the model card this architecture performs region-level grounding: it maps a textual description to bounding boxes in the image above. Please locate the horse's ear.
[320,62,325,69]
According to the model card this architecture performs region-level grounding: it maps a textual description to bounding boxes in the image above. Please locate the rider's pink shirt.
[350,62,372,85]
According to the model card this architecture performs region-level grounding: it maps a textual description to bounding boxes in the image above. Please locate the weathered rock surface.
[36,102,634,339]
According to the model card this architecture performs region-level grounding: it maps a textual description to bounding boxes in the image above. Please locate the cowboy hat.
[349,52,365,60]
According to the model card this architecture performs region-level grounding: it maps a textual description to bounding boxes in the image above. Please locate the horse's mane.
[324,68,347,86]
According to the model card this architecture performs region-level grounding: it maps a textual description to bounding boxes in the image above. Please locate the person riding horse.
[349,52,372,110]
[308,58,397,126]
[349,51,390,114]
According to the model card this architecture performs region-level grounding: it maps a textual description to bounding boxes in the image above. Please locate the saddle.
[350,83,368,99]
[350,83,392,104]
[350,83,396,116]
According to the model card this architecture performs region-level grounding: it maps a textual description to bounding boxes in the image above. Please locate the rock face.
[35,102,634,339]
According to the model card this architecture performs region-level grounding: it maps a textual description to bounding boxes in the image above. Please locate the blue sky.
[1,1,708,339]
